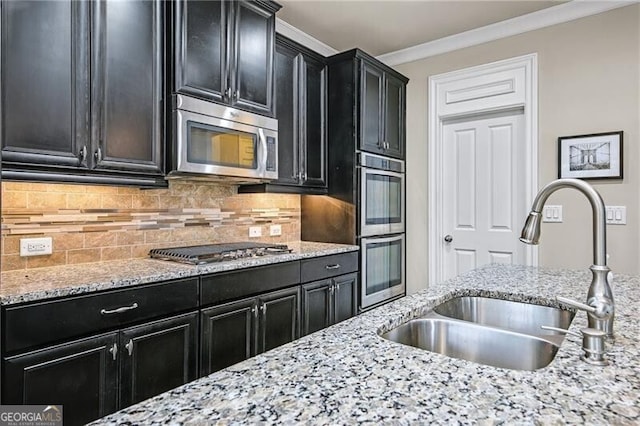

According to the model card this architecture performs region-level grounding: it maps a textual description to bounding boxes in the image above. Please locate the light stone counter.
[90,264,639,425]
[0,241,358,305]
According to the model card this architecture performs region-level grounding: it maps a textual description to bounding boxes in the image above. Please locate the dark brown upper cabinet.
[0,0,166,187]
[174,0,281,117]
[327,49,408,160]
[239,35,327,195]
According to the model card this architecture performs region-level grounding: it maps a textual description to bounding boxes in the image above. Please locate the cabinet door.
[383,74,405,159]
[1,0,89,168]
[174,0,227,102]
[3,333,118,426]
[257,287,299,353]
[119,312,198,408]
[273,38,300,186]
[300,54,327,188]
[333,273,359,324]
[200,298,256,376]
[360,61,384,155]
[230,1,275,116]
[301,280,332,336]
[91,0,163,175]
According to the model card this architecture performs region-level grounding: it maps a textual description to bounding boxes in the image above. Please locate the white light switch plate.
[606,206,626,225]
[20,237,53,257]
[542,205,563,223]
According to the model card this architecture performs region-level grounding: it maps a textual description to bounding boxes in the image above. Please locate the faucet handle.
[541,325,608,366]
[540,325,581,337]
[556,296,597,314]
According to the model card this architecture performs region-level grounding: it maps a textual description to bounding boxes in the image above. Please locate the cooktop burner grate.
[149,242,291,265]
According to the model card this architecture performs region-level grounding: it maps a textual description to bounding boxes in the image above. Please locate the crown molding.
[276,18,339,57]
[377,0,637,66]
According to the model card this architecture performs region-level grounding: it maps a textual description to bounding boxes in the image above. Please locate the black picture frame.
[558,131,623,180]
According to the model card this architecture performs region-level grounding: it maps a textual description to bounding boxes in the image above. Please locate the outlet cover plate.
[20,237,53,257]
[270,224,282,236]
[249,226,262,238]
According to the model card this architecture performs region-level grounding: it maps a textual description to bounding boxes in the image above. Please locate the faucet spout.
[520,178,614,340]
[521,179,607,266]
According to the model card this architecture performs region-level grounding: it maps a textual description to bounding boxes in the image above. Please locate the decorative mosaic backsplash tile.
[1,181,301,271]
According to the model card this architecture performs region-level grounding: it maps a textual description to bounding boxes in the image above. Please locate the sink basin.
[433,296,575,337]
[380,296,576,370]
[381,317,561,370]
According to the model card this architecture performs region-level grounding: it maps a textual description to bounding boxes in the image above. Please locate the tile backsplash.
[1,181,300,271]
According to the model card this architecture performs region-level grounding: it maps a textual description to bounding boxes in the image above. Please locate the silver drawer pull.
[100,302,139,315]
[325,264,341,270]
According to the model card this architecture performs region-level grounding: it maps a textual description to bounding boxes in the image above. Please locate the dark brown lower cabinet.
[200,286,300,376]
[3,333,119,426]
[2,312,198,426]
[302,272,358,336]
[119,312,198,407]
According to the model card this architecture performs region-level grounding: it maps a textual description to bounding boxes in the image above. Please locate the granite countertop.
[0,241,359,305]
[91,264,639,425]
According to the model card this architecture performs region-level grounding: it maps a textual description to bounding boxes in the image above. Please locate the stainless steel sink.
[382,317,560,370]
[433,296,575,337]
[380,296,576,370]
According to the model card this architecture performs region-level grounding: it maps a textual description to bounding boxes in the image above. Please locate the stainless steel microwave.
[171,94,278,181]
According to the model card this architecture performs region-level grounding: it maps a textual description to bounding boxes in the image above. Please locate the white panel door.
[442,110,525,280]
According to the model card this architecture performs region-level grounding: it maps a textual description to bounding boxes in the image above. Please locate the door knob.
[444,235,453,243]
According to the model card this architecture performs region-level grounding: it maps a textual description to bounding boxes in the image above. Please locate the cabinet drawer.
[201,261,300,306]
[3,278,199,354]
[300,252,358,283]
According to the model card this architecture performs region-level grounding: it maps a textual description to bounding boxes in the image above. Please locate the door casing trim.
[428,53,539,284]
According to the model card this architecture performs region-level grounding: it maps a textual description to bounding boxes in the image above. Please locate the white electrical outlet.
[606,206,627,225]
[542,205,563,223]
[270,224,282,236]
[249,226,262,238]
[20,237,53,257]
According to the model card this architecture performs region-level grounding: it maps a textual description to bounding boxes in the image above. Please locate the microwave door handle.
[258,129,268,175]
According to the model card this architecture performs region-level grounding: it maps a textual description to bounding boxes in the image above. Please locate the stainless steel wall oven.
[359,153,405,236]
[360,234,405,309]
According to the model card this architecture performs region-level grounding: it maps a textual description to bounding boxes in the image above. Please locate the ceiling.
[277,1,566,56]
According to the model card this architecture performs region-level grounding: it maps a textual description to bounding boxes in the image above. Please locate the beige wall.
[395,5,640,294]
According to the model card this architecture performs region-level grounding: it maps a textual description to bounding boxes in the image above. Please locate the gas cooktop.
[149,242,292,265]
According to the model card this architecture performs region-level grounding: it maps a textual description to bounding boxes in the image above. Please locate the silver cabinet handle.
[234,89,240,100]
[100,302,139,315]
[94,147,102,162]
[325,264,341,270]
[79,146,87,163]
[125,339,134,356]
[260,303,267,314]
[330,284,335,295]
[302,172,307,181]
[251,305,258,318]
[385,142,390,150]
[109,343,118,360]
[225,87,232,100]
[444,235,453,243]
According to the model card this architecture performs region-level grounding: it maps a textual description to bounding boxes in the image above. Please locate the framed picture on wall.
[558,131,623,180]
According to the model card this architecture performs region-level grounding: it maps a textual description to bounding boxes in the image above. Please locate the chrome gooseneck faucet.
[520,178,615,340]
